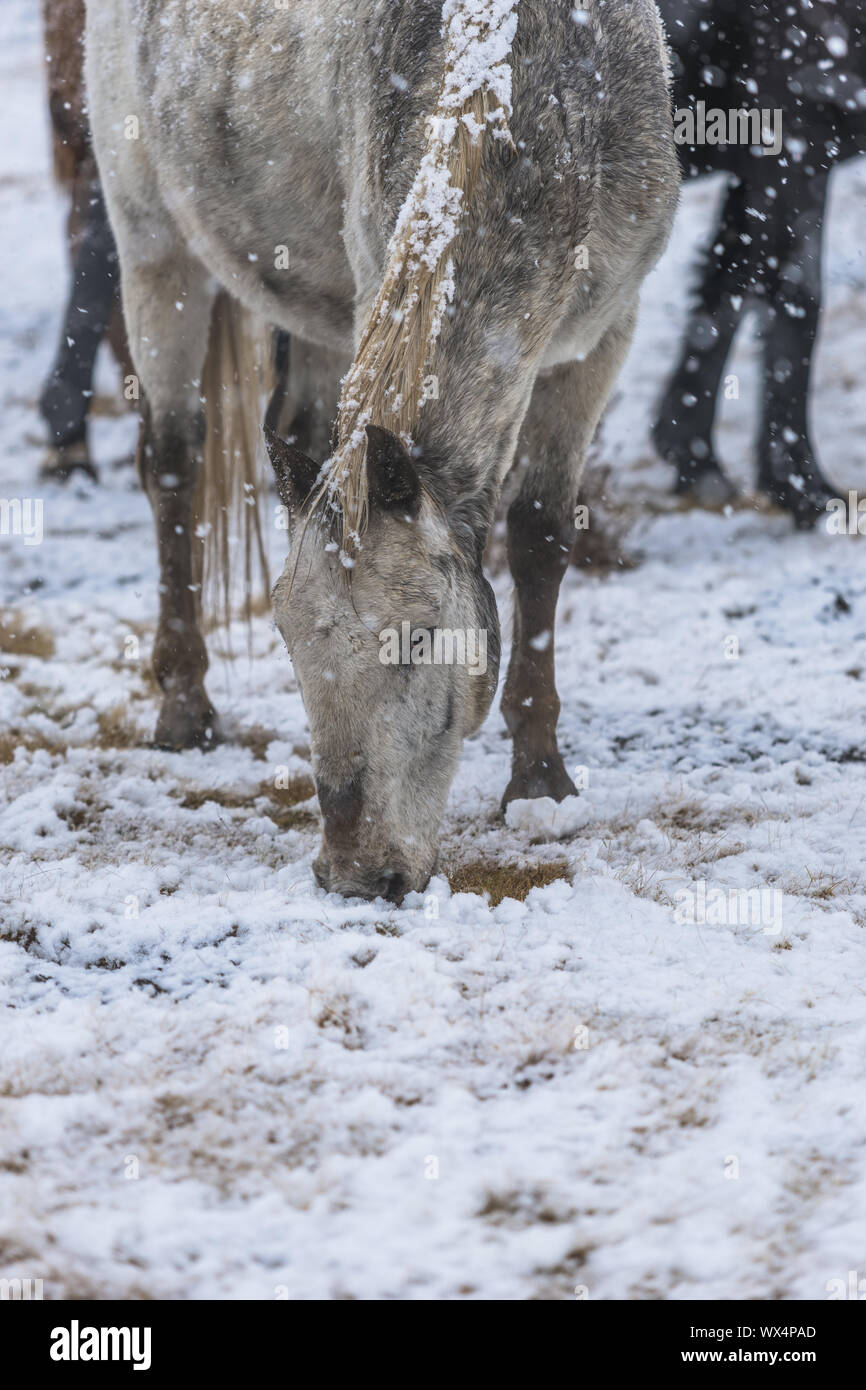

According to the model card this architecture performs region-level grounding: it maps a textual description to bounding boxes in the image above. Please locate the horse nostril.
[381,870,407,904]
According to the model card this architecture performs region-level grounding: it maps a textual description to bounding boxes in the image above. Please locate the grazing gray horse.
[86,0,678,900]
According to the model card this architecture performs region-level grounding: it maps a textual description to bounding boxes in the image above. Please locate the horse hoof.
[39,440,99,483]
[759,474,838,531]
[501,760,577,811]
[673,464,738,506]
[153,698,221,751]
[653,425,737,507]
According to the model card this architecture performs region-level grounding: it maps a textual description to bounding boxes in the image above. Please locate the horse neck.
[407,207,558,545]
[411,338,540,548]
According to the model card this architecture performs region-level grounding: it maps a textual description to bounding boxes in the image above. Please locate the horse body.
[90,3,354,344]
[86,0,678,899]
[655,0,866,524]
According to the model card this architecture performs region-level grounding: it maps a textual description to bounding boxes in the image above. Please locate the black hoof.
[653,426,738,508]
[673,464,738,507]
[501,758,577,812]
[154,695,220,751]
[39,440,99,484]
[758,472,840,531]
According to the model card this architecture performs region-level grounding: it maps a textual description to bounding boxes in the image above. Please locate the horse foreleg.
[125,254,217,749]
[39,165,119,480]
[756,168,838,528]
[85,7,220,748]
[652,178,752,504]
[501,316,634,808]
[280,335,349,461]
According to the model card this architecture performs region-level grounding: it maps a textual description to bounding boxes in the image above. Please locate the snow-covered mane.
[320,0,520,550]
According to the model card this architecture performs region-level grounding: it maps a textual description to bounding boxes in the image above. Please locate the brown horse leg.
[501,314,635,807]
[136,398,217,749]
[120,243,217,749]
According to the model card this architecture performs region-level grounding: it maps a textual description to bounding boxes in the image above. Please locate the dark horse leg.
[39,165,121,481]
[274,334,347,461]
[264,329,291,435]
[756,167,840,529]
[137,394,217,750]
[502,314,635,807]
[124,231,218,748]
[652,177,753,505]
[40,0,132,480]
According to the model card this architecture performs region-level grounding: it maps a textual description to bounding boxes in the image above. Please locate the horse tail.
[195,290,275,632]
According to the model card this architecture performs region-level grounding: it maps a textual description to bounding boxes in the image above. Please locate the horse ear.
[263,426,321,509]
[365,425,421,515]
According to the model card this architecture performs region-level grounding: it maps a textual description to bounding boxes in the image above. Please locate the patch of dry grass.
[234,725,275,762]
[235,725,309,763]
[610,858,674,905]
[56,796,110,833]
[478,1186,575,1228]
[0,728,66,764]
[447,857,571,905]
[0,609,55,659]
[268,774,315,806]
[267,775,317,829]
[655,797,766,834]
[783,868,859,901]
[679,833,748,869]
[96,705,142,749]
[177,774,317,831]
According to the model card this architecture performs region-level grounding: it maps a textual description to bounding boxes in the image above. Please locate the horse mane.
[317,0,519,553]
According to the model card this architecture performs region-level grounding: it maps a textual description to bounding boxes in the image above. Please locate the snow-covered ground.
[2,0,865,1300]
